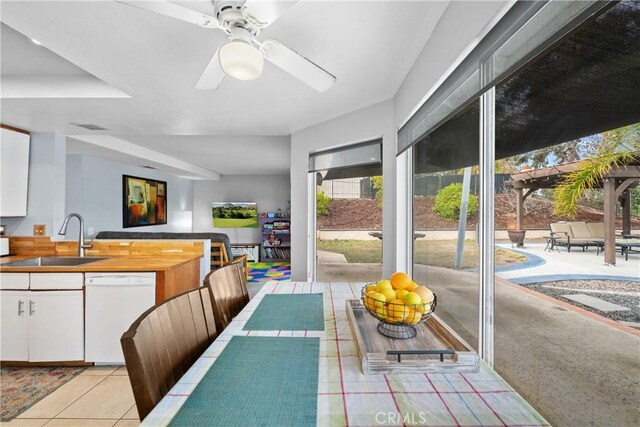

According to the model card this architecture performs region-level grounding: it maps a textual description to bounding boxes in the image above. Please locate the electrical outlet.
[33,224,46,236]
[88,227,94,236]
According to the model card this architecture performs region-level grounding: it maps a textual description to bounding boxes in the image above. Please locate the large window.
[409,1,640,425]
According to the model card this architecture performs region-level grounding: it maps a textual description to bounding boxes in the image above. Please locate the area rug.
[0,366,86,421]
[247,262,291,283]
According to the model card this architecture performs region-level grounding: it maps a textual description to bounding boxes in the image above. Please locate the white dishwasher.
[85,272,156,364]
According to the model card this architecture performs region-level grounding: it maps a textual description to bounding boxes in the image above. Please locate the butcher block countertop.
[0,254,201,273]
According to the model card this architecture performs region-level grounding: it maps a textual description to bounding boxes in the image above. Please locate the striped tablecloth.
[142,282,549,426]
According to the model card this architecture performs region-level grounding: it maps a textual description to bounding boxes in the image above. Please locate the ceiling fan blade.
[260,39,335,92]
[115,1,220,29]
[242,0,299,29]
[195,47,225,90]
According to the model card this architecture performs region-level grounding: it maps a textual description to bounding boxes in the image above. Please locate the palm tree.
[553,124,640,217]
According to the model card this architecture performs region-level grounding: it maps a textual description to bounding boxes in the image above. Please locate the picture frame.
[123,175,167,228]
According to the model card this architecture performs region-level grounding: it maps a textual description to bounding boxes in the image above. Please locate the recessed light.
[30,38,42,46]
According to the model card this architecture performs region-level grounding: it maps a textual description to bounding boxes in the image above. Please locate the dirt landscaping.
[317,195,640,230]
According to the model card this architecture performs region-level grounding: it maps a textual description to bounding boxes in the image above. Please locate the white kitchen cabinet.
[0,128,30,216]
[0,291,29,361]
[0,273,85,362]
[28,291,84,362]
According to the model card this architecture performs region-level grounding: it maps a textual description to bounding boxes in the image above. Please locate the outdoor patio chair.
[549,222,590,252]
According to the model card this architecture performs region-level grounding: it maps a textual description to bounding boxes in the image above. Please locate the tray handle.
[387,349,455,362]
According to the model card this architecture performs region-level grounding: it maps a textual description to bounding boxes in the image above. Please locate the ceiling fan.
[116,0,336,91]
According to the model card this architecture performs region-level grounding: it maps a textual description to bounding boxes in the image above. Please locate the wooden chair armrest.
[230,254,248,278]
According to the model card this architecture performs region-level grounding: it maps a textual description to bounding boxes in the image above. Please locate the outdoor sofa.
[549,222,604,252]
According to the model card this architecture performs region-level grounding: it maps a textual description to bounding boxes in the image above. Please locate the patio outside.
[315,130,639,427]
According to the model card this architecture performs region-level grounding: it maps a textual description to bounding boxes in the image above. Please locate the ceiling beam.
[69,135,221,180]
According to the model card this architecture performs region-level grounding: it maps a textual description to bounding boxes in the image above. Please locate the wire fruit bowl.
[361,286,437,339]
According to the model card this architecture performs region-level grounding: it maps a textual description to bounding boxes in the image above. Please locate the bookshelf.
[260,215,290,262]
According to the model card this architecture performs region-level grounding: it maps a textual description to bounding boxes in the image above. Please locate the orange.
[406,281,419,291]
[390,272,412,290]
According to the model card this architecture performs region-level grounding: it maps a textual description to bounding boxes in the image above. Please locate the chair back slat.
[147,306,176,395]
[200,287,217,342]
[165,298,189,377]
[188,290,210,353]
[121,286,218,421]
[175,295,200,368]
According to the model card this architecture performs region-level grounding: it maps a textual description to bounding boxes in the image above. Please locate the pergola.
[508,160,640,265]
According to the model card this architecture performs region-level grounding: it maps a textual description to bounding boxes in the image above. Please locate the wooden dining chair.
[210,242,248,276]
[204,263,250,333]
[121,286,217,420]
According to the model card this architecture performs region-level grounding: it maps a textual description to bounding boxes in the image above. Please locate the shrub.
[432,183,478,221]
[371,176,383,208]
[317,190,331,216]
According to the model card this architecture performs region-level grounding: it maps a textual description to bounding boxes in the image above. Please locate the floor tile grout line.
[49,374,111,420]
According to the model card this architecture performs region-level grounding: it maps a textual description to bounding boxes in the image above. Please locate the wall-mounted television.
[211,202,258,228]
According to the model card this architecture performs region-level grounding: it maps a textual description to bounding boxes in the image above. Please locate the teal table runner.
[243,294,325,331]
[169,336,320,427]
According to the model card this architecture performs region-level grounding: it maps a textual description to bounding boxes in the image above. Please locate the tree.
[513,138,601,168]
[553,124,640,217]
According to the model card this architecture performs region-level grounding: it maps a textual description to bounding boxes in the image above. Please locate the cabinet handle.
[18,300,24,316]
[29,300,35,316]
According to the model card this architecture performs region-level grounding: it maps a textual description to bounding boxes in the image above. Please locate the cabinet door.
[0,291,29,361]
[28,291,84,362]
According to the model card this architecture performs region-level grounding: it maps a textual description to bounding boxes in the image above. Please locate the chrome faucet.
[58,213,93,257]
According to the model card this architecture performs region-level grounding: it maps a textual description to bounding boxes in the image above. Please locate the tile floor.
[2,366,139,427]
[3,281,272,427]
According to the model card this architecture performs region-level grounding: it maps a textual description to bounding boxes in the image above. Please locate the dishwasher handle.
[85,276,156,286]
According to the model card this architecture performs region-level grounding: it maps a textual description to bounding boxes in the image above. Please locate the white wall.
[1,132,67,237]
[63,154,194,239]
[290,100,396,281]
[394,1,509,128]
[192,175,290,244]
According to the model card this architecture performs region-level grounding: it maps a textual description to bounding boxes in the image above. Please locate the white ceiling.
[0,0,451,177]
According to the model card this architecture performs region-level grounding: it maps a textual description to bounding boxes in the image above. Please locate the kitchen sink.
[2,257,111,267]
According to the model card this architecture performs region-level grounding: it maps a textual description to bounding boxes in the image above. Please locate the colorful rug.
[247,262,291,283]
[0,366,86,421]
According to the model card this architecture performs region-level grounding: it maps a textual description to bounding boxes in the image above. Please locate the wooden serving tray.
[346,299,479,374]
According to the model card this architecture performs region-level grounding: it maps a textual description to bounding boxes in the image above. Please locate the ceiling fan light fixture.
[219,40,264,81]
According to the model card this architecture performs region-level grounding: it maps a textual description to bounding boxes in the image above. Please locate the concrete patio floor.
[496,241,640,282]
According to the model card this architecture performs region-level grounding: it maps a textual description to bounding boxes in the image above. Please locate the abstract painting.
[123,175,167,227]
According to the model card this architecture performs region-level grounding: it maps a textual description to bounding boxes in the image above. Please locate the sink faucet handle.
[81,237,94,249]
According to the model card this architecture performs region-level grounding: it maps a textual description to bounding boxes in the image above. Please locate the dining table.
[142,281,549,426]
